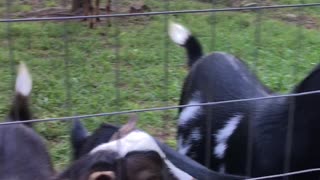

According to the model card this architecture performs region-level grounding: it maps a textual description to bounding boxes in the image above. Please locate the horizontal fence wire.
[245,168,320,180]
[2,2,320,179]
[0,3,320,23]
[0,90,319,126]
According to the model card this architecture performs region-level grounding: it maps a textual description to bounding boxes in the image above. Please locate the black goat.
[56,116,183,180]
[0,62,54,180]
[169,22,320,179]
[57,115,245,180]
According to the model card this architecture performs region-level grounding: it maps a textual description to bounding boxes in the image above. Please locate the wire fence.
[2,3,320,22]
[1,1,320,179]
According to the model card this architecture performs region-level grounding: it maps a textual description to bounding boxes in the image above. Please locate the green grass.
[0,0,320,170]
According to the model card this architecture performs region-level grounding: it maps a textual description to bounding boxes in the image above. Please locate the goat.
[57,115,245,180]
[169,22,320,179]
[169,22,270,175]
[56,115,182,180]
[83,0,112,28]
[0,62,54,180]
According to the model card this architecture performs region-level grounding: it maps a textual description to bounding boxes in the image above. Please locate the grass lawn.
[0,0,319,170]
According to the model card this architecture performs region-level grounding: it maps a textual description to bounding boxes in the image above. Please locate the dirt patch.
[279,13,319,30]
[13,0,151,29]
[15,7,74,18]
[217,0,320,30]
[201,0,274,7]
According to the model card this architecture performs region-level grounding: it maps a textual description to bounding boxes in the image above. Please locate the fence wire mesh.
[1,1,320,179]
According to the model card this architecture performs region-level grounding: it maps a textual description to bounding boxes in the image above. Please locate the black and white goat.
[0,63,54,180]
[57,115,244,180]
[56,115,185,180]
[169,22,320,179]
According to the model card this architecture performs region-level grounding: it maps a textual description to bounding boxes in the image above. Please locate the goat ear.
[109,114,138,141]
[124,151,169,180]
[88,171,116,180]
[71,119,89,159]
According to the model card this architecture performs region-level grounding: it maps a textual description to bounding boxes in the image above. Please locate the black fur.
[71,119,89,159]
[67,120,248,179]
[0,124,54,180]
[58,150,178,180]
[251,64,320,179]
[175,24,320,179]
[71,122,119,160]
[57,151,119,180]
[60,122,178,180]
[155,139,245,180]
[184,35,203,68]
[0,79,54,179]
[178,52,270,175]
[8,93,32,126]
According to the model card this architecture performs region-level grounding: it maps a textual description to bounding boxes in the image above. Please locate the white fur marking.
[15,62,32,96]
[91,131,193,180]
[190,128,201,141]
[214,143,227,159]
[178,128,200,155]
[168,22,191,45]
[177,135,187,155]
[179,92,201,126]
[179,102,201,125]
[178,141,191,155]
[214,115,242,159]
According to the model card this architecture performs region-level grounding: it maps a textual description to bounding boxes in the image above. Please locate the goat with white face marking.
[56,115,182,180]
[0,63,54,180]
[170,22,320,179]
[59,115,244,180]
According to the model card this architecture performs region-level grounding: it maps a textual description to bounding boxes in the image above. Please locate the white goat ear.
[109,114,138,141]
[15,62,32,96]
[88,171,116,180]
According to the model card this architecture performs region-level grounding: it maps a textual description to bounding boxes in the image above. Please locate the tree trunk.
[71,0,83,12]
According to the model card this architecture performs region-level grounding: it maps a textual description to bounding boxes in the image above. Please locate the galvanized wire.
[62,18,72,116]
[246,168,320,180]
[5,0,15,90]
[203,1,217,175]
[284,1,305,176]
[1,3,320,23]
[2,2,320,179]
[210,0,217,50]
[0,90,319,126]
[246,1,263,176]
[162,0,170,139]
[113,1,121,111]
